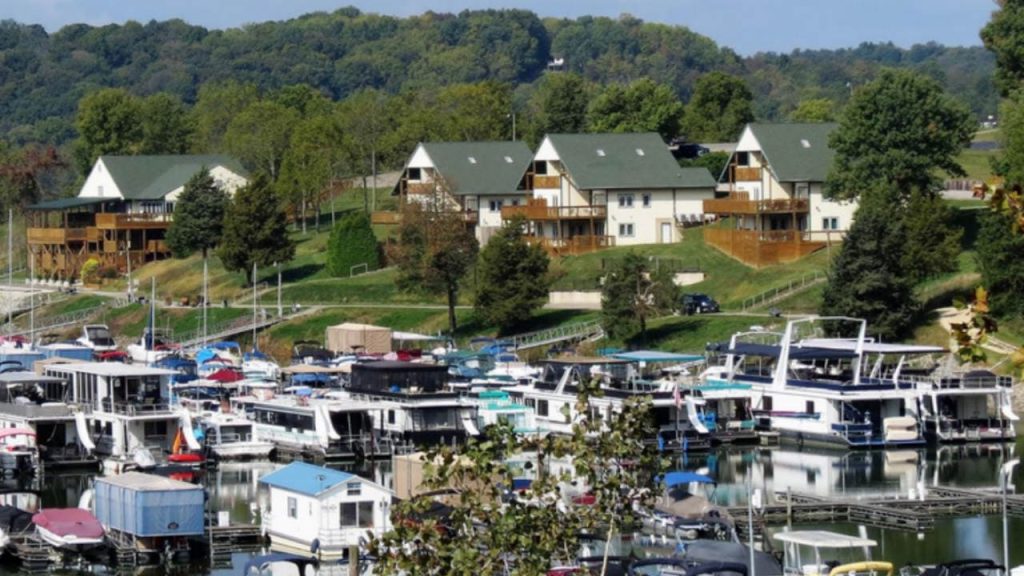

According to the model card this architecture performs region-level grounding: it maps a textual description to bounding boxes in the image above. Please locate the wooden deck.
[704,227,826,267]
[502,198,606,221]
[704,193,809,215]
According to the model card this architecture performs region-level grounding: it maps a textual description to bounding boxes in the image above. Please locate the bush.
[80,258,100,285]
[98,265,119,280]
[327,211,380,277]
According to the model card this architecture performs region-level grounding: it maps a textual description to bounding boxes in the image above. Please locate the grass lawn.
[600,314,779,354]
[954,148,998,182]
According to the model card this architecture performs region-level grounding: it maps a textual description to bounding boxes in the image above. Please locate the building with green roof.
[703,122,856,267]
[501,132,716,252]
[26,154,247,279]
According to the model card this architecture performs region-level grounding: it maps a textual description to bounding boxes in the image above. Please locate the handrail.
[507,319,605,350]
[740,271,826,311]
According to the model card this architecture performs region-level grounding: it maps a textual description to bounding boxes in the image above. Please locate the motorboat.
[774,530,891,576]
[242,349,281,381]
[0,428,39,476]
[647,471,733,536]
[126,328,178,365]
[914,559,1006,576]
[200,411,274,460]
[32,508,105,551]
[292,340,333,366]
[196,341,243,366]
[76,324,118,353]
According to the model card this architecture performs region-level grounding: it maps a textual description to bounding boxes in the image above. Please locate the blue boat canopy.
[610,350,703,363]
[209,341,240,350]
[721,342,858,361]
[663,471,715,487]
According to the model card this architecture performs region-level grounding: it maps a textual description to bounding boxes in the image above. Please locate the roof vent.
[468,156,477,164]
[800,139,811,149]
[596,149,606,157]
[635,148,645,156]
[504,156,513,163]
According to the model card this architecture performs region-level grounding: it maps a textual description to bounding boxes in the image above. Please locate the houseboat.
[41,362,186,472]
[506,357,712,452]
[260,461,393,560]
[708,318,927,449]
[344,361,479,447]
[469,390,544,437]
[0,371,97,469]
[198,411,274,460]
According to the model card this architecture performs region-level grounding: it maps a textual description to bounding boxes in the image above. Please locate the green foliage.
[681,71,755,141]
[826,69,974,201]
[788,98,836,122]
[80,258,100,285]
[976,208,1024,318]
[326,212,379,278]
[138,93,194,155]
[278,111,348,225]
[165,168,229,259]
[821,191,918,341]
[678,151,729,181]
[900,189,962,283]
[190,81,261,153]
[600,253,680,342]
[997,92,1024,187]
[224,101,299,181]
[981,0,1024,97]
[474,218,551,334]
[587,79,684,140]
[525,72,590,144]
[217,174,295,279]
[72,88,144,174]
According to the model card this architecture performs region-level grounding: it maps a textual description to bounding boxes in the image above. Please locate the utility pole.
[7,209,12,327]
[276,262,282,317]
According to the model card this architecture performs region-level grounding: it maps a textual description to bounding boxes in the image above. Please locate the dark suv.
[681,293,720,315]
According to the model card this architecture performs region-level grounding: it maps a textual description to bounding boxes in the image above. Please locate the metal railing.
[508,319,605,351]
[4,302,105,336]
[740,271,826,311]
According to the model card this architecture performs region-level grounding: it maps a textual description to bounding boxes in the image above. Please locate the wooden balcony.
[501,198,606,221]
[27,227,88,244]
[94,212,172,229]
[530,175,561,189]
[526,235,615,256]
[704,228,827,267]
[371,210,478,226]
[704,193,809,215]
[731,166,762,181]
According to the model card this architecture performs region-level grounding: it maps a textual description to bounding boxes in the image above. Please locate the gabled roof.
[545,133,715,190]
[27,197,109,211]
[746,123,838,183]
[260,461,363,497]
[99,155,247,200]
[413,141,533,197]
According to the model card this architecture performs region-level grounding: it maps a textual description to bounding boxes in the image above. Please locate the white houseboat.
[0,371,97,469]
[198,411,275,460]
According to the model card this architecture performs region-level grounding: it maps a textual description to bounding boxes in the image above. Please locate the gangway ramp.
[507,319,605,351]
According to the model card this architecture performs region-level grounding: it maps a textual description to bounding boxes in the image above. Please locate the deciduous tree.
[224,101,299,181]
[981,0,1024,96]
[278,111,348,232]
[474,217,551,333]
[217,174,295,281]
[601,253,679,342]
[139,93,194,155]
[788,98,836,122]
[190,81,260,154]
[681,71,755,142]
[72,88,143,174]
[587,79,684,140]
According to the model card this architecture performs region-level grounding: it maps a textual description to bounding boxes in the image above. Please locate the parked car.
[681,293,720,315]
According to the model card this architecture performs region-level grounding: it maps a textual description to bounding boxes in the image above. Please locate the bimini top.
[773,530,876,548]
[798,339,945,356]
[723,342,859,361]
[610,350,704,363]
[663,471,715,487]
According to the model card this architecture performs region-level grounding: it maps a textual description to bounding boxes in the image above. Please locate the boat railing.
[218,432,254,444]
[105,401,174,416]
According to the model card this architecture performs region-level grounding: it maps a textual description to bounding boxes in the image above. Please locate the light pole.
[276,261,282,317]
[508,112,517,141]
[126,240,133,302]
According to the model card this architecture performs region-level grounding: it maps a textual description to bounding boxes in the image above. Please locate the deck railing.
[704,193,809,215]
[502,198,606,221]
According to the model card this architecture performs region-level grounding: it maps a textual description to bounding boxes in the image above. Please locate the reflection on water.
[3,439,1023,575]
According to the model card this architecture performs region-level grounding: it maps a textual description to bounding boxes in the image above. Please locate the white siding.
[808,185,857,241]
[79,159,122,199]
[606,188,713,246]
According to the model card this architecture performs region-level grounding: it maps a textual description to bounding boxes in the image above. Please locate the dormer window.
[800,139,811,148]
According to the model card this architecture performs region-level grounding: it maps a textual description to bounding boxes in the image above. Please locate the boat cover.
[684,540,782,576]
[0,505,33,533]
[31,508,104,539]
[722,342,859,360]
[208,368,244,383]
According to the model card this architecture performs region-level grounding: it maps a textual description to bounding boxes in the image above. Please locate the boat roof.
[798,339,945,355]
[45,363,175,377]
[610,350,704,363]
[724,342,859,360]
[541,356,630,365]
[0,428,35,438]
[259,461,359,497]
[773,530,877,548]
[663,471,715,487]
[281,364,351,374]
[97,471,201,491]
[393,331,445,341]
[0,371,65,385]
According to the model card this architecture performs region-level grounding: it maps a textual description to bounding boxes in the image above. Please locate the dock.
[7,532,51,573]
[730,485,1024,536]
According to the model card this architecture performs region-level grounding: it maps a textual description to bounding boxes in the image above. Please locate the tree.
[680,71,755,142]
[0,144,65,210]
[899,188,962,283]
[278,111,348,232]
[678,151,729,182]
[218,174,295,280]
[391,191,479,334]
[976,208,1024,318]
[981,0,1024,97]
[326,211,379,278]
[789,98,836,122]
[601,253,679,342]
[820,190,918,341]
[139,93,194,155]
[527,72,589,143]
[826,69,974,202]
[223,100,299,181]
[587,79,684,140]
[165,168,229,342]
[474,217,551,333]
[71,88,143,174]
[190,81,260,153]
[433,81,513,141]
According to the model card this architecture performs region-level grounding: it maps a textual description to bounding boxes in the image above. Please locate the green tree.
[601,253,679,342]
[190,81,260,153]
[900,188,962,283]
[587,79,684,140]
[474,217,551,333]
[71,88,143,174]
[820,190,918,341]
[681,71,755,141]
[278,111,348,232]
[789,98,836,122]
[218,174,295,280]
[826,69,974,202]
[678,151,729,181]
[139,93,194,155]
[326,211,379,278]
[996,92,1024,187]
[976,208,1024,318]
[981,0,1024,97]
[433,81,513,141]
[527,72,589,143]
[224,101,299,181]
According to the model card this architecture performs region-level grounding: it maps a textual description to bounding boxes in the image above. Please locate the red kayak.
[167,453,205,464]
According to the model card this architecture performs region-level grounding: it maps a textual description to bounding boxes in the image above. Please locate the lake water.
[3,439,1023,575]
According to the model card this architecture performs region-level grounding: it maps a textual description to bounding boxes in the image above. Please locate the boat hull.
[35,525,105,552]
[211,442,275,460]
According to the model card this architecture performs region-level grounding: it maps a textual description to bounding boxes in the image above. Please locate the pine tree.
[217,174,295,281]
[601,253,678,343]
[326,211,379,277]
[474,217,551,333]
[166,168,228,260]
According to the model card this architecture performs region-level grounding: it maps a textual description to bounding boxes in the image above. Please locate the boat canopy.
[798,339,945,355]
[207,368,244,383]
[32,508,104,539]
[722,342,859,361]
[609,350,703,363]
[663,471,714,487]
[209,341,241,350]
[0,428,36,438]
[773,530,876,548]
[393,331,446,342]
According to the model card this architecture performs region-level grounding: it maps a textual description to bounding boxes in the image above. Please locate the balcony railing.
[27,227,88,244]
[530,175,561,189]
[703,227,827,267]
[95,212,172,229]
[731,166,762,181]
[525,235,615,256]
[704,193,809,215]
[501,198,606,221]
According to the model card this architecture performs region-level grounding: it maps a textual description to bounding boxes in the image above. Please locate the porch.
[704,227,828,267]
[500,198,606,221]
[703,192,809,215]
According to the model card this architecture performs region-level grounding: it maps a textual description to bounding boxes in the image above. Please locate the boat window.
[287,497,297,519]
[805,401,814,415]
[359,501,373,528]
[762,396,773,412]
[536,400,549,417]
[387,410,395,425]
[347,482,361,496]
[340,502,357,526]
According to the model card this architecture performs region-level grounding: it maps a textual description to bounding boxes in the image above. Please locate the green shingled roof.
[747,123,838,183]
[27,197,108,211]
[415,141,533,197]
[100,155,247,200]
[546,133,715,190]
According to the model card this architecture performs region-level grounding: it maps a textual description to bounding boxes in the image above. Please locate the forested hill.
[0,7,997,145]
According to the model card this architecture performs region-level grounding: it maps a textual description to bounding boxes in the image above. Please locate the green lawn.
[954,148,998,182]
[603,315,779,354]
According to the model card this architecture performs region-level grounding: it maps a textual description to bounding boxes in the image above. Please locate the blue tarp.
[95,473,204,537]
[610,350,704,363]
[663,471,715,487]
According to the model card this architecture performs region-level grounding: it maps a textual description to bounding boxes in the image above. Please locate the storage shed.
[94,472,204,537]
[326,323,392,355]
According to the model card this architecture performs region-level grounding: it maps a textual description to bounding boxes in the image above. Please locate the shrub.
[80,258,100,285]
[326,211,380,277]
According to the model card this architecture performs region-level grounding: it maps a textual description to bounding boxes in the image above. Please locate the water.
[3,439,1023,575]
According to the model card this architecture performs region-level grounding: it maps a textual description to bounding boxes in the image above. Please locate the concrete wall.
[547,291,602,310]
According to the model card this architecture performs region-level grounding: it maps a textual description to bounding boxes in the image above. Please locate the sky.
[0,0,996,55]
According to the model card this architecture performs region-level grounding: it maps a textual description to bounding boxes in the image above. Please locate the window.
[642,194,651,208]
[511,199,520,207]
[347,481,362,496]
[504,156,514,164]
[618,223,634,237]
[596,149,606,157]
[468,156,477,164]
[822,217,839,230]
[387,410,395,425]
[287,497,298,519]
[537,400,549,417]
[489,200,504,212]
[407,168,422,180]
[340,501,376,528]
[359,501,374,528]
[762,396,773,412]
[618,194,634,208]
[805,401,815,415]
[635,148,645,156]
